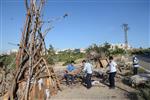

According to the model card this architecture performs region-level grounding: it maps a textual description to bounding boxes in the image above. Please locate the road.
[136,54,150,71]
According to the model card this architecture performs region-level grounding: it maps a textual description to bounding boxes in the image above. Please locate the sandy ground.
[51,82,136,100]
[51,86,127,100]
[50,62,137,100]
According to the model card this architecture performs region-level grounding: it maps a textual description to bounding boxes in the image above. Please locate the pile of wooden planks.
[5,0,61,99]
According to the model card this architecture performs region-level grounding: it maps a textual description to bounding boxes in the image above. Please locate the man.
[132,55,139,75]
[82,60,93,89]
[64,61,75,85]
[108,56,117,89]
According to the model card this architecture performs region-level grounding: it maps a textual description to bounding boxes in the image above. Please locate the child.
[108,56,117,89]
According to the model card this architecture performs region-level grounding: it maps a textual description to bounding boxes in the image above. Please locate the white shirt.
[83,62,93,74]
[109,61,117,73]
[133,57,139,67]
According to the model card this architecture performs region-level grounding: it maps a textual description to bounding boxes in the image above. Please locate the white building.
[0,48,18,55]
[110,43,132,50]
[80,48,86,53]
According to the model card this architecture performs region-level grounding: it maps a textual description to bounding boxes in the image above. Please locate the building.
[110,43,132,50]
[0,49,18,55]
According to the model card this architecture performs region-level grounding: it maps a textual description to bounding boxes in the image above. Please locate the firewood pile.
[2,0,61,99]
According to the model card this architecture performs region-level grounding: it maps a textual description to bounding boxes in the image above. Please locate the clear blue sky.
[0,0,149,52]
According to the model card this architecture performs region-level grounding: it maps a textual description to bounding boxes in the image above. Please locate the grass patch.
[138,67,146,73]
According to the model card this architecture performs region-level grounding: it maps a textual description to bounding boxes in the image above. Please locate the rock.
[129,74,150,86]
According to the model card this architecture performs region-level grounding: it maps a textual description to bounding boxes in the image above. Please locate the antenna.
[122,23,129,49]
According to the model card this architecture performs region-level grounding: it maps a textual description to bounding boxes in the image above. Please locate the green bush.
[138,67,146,73]
[130,48,150,55]
[57,51,85,62]
[45,45,57,65]
[110,46,126,55]
[0,53,16,69]
[86,42,128,57]
[45,44,85,65]
[86,42,111,57]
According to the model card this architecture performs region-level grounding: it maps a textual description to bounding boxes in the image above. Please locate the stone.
[129,74,150,86]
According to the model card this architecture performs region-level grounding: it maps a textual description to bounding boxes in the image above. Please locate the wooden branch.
[25,0,29,11]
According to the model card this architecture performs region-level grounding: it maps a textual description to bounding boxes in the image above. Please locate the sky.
[0,0,150,53]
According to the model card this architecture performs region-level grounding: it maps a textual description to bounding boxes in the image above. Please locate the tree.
[102,42,111,56]
[110,46,126,55]
[46,45,56,65]
[47,44,55,56]
[86,42,111,57]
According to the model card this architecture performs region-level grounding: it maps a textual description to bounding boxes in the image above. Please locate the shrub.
[0,53,16,69]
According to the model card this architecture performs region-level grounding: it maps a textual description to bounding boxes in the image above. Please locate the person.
[82,60,93,89]
[132,55,139,75]
[64,61,76,85]
[108,56,117,89]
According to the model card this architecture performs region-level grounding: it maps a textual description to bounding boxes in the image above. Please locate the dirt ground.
[51,84,136,100]
[51,62,137,100]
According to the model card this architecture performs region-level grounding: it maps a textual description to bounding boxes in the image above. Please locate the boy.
[108,56,117,89]
[82,60,93,89]
[132,55,139,75]
[64,61,75,85]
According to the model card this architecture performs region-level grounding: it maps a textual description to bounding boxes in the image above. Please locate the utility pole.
[122,24,129,49]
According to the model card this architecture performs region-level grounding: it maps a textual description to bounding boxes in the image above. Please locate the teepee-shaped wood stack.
[8,0,60,99]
